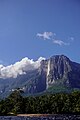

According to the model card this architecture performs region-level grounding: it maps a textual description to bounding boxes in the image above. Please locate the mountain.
[41,55,80,87]
[0,55,80,98]
[40,55,80,93]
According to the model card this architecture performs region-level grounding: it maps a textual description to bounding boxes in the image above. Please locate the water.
[0,115,80,120]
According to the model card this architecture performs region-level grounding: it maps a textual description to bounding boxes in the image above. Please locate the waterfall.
[46,60,50,89]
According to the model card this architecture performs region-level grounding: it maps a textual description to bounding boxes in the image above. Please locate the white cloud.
[53,39,70,46]
[0,57,45,79]
[37,32,54,40]
[37,31,72,46]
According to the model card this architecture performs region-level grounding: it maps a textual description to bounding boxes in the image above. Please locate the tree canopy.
[0,90,80,115]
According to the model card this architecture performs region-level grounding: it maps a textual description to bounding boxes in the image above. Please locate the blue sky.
[0,0,80,65]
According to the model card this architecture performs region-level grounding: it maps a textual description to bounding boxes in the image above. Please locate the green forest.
[0,90,80,115]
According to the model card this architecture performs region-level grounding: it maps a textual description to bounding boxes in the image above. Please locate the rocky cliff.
[40,55,80,89]
[0,55,80,98]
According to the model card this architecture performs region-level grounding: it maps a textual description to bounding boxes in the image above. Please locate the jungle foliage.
[0,90,80,115]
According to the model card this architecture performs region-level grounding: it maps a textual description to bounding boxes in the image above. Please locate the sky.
[0,0,80,65]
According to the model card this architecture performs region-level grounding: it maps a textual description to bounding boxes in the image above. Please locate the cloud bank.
[0,57,45,79]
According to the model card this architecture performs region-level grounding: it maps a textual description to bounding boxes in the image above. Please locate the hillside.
[0,55,80,98]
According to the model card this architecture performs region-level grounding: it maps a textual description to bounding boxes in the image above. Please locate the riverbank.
[17,114,80,119]
[0,114,80,120]
[17,114,51,117]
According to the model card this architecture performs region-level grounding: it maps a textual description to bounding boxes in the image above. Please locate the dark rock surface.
[40,55,80,89]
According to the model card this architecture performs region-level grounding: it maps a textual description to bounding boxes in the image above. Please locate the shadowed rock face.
[40,55,80,89]
[0,55,80,98]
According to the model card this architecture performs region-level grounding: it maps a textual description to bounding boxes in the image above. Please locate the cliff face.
[40,55,80,89]
[0,55,80,98]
